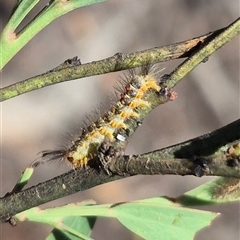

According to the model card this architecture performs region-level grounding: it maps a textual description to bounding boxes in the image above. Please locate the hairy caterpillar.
[32,64,175,169]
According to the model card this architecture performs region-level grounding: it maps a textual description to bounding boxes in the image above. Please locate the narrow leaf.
[177,177,240,206]
[109,197,218,240]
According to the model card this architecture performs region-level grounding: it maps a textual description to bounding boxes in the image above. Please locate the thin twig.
[0,27,224,102]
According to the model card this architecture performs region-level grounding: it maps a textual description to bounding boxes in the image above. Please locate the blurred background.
[1,0,239,239]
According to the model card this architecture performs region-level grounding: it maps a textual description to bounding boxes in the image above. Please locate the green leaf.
[15,200,97,240]
[6,0,39,31]
[109,197,218,240]
[46,215,96,240]
[177,177,240,206]
[14,197,218,240]
[11,167,34,193]
[0,0,107,69]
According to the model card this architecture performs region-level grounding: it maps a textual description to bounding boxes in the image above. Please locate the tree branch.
[0,24,230,102]
[0,119,239,222]
[109,119,240,177]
